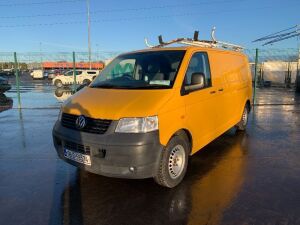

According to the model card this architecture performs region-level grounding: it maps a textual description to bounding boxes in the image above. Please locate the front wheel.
[154,135,190,188]
[236,104,249,131]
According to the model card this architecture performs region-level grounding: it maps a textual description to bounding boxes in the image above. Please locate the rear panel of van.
[208,50,252,134]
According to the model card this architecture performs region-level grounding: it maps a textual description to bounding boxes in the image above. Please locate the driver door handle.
[218,88,224,92]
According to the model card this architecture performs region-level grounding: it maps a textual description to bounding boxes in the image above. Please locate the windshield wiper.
[128,84,170,89]
[90,83,170,89]
[90,83,118,89]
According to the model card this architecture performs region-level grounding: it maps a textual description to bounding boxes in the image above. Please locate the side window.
[65,71,82,76]
[87,71,96,75]
[65,71,73,76]
[184,52,211,88]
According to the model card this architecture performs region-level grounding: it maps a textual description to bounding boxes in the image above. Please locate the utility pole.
[86,0,92,70]
[96,43,99,61]
[296,37,300,92]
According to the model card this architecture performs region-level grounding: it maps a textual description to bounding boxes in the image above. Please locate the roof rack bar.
[144,28,244,51]
[158,35,164,45]
[193,31,199,41]
[180,40,215,48]
[144,38,154,48]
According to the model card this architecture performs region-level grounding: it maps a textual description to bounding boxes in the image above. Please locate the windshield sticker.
[149,80,170,86]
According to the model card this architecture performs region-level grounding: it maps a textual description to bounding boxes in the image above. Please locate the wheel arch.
[245,99,251,112]
[54,78,62,83]
[172,129,193,154]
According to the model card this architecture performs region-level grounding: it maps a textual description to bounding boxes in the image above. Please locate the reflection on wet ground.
[5,82,61,109]
[0,86,300,225]
[54,87,73,102]
[255,87,300,105]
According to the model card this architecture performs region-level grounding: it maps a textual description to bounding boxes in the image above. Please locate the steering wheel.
[122,73,134,80]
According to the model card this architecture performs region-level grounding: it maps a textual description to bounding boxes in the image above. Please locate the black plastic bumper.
[52,120,163,179]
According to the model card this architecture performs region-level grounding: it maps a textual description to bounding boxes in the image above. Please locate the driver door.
[182,52,218,153]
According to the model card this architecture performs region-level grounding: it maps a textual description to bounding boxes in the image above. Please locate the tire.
[55,88,63,97]
[54,79,63,88]
[236,104,249,131]
[83,79,91,85]
[154,134,190,188]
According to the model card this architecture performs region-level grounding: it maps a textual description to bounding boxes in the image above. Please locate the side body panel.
[209,50,252,136]
[158,48,252,154]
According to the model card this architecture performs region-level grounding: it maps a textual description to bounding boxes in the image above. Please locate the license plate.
[64,149,91,166]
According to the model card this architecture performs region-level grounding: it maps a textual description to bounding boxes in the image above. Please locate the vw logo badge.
[76,115,86,129]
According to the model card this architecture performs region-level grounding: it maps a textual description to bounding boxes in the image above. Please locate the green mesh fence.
[246,48,300,88]
[0,49,299,109]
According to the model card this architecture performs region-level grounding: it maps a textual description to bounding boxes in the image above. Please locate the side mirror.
[184,73,205,92]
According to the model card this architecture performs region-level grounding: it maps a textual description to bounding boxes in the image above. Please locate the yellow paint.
[62,46,252,154]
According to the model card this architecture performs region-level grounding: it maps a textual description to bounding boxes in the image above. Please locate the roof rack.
[144,27,244,51]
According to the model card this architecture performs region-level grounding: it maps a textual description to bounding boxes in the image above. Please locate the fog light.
[129,166,136,173]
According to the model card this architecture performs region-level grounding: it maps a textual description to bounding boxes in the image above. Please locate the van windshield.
[90,50,185,89]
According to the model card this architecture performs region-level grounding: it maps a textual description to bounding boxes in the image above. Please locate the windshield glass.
[90,50,185,89]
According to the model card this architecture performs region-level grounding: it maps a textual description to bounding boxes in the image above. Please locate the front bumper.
[52,120,163,179]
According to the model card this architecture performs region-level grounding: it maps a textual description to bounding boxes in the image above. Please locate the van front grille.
[61,113,112,134]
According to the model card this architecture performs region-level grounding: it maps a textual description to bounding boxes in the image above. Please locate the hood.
[62,87,174,120]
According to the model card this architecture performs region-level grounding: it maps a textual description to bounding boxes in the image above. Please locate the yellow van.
[53,44,252,188]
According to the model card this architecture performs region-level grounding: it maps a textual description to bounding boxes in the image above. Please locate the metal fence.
[0,48,299,110]
[246,48,300,87]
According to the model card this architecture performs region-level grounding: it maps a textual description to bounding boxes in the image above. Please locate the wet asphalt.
[1,79,300,225]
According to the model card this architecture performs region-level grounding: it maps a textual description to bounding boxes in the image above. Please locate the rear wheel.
[236,104,249,131]
[154,134,189,188]
[54,79,63,88]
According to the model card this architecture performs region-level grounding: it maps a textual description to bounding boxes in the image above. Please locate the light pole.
[96,43,99,61]
[86,0,92,70]
[39,42,43,70]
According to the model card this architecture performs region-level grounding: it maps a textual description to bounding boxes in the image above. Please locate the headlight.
[115,116,158,133]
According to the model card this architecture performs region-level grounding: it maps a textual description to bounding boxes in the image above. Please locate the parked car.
[0,94,13,113]
[30,69,43,79]
[0,70,14,77]
[45,69,62,80]
[52,40,252,188]
[52,69,100,87]
[0,76,11,93]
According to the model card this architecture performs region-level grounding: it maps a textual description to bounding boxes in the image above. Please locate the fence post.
[296,48,300,92]
[72,51,77,93]
[253,48,259,105]
[14,52,21,109]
